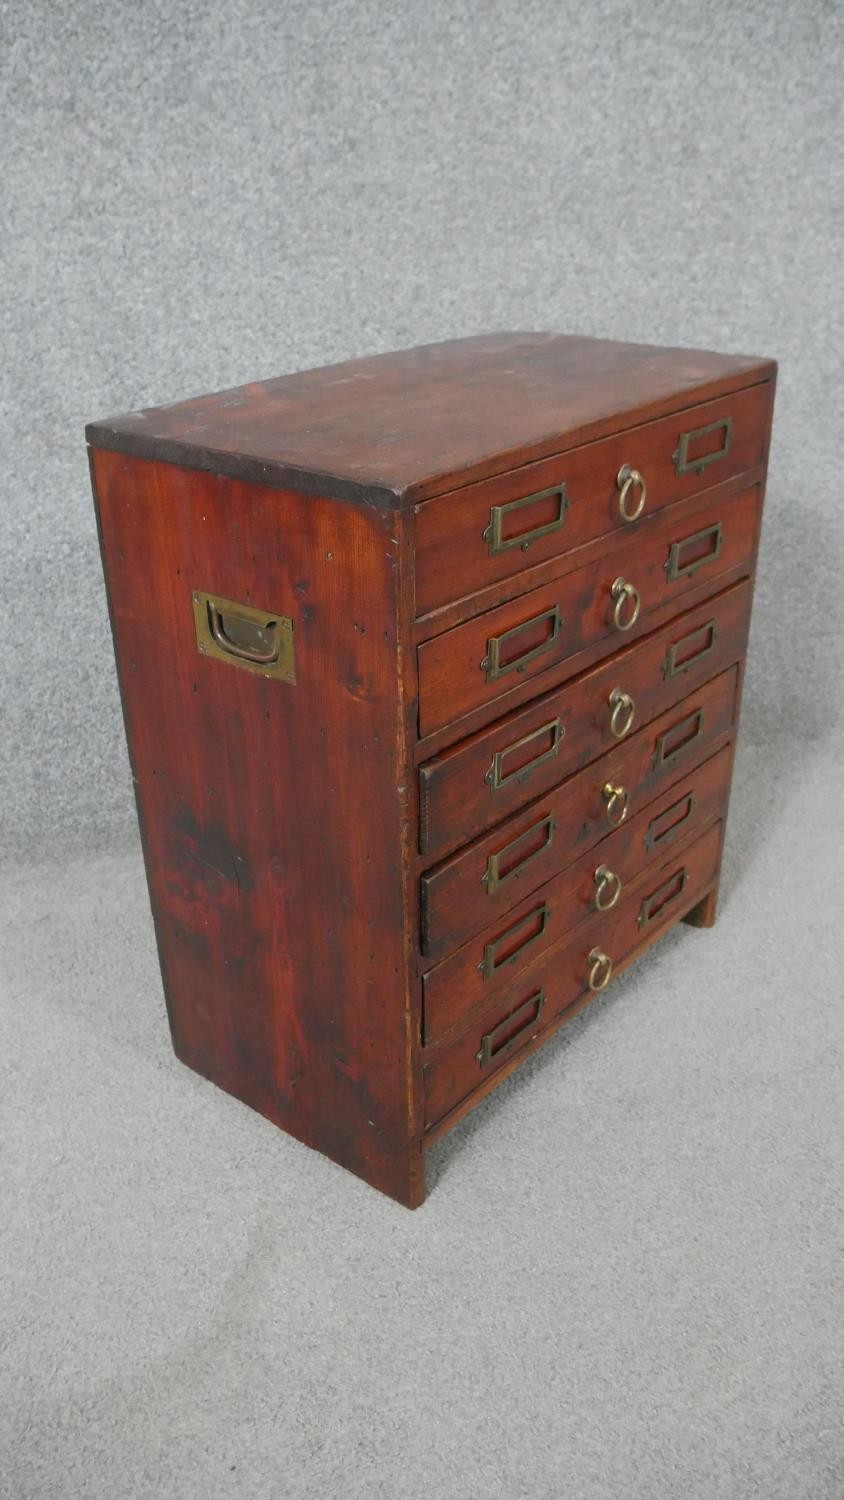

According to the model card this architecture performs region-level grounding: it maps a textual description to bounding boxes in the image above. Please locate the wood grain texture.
[415,381,772,614]
[86,332,775,510]
[420,666,740,961]
[423,820,724,1124]
[419,580,752,861]
[88,332,775,1207]
[422,745,734,1043]
[91,449,424,1206]
[417,485,759,736]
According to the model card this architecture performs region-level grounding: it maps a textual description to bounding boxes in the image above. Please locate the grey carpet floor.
[2,734,842,1500]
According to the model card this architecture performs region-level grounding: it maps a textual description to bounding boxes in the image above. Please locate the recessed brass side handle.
[207,602,278,664]
[610,577,641,632]
[602,781,629,827]
[593,865,622,912]
[608,687,636,740]
[192,590,296,683]
[587,948,613,993]
[616,465,647,522]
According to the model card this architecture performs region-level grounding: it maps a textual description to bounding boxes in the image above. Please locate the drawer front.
[415,382,772,615]
[423,821,724,1125]
[419,578,751,859]
[417,486,760,737]
[422,744,733,1043]
[420,666,739,960]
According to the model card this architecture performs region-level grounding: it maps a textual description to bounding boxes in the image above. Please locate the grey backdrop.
[2,3,843,1498]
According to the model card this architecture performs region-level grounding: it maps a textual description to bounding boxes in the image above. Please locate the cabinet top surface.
[87,331,775,509]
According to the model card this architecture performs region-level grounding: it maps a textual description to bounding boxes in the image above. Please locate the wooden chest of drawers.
[87,331,776,1207]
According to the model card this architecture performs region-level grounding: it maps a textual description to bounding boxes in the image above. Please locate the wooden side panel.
[91,450,422,1206]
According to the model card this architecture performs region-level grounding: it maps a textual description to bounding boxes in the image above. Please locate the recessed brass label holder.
[192,590,296,683]
[482,484,569,556]
[673,415,733,477]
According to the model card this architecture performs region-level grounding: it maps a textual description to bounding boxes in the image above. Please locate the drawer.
[417,485,760,737]
[420,665,739,960]
[419,578,751,859]
[423,820,724,1125]
[422,744,733,1043]
[415,382,772,615]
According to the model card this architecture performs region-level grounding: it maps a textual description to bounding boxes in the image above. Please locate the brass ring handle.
[602,781,629,828]
[593,865,622,912]
[616,465,647,522]
[587,948,614,993]
[608,687,636,740]
[207,602,279,665]
[610,576,641,632]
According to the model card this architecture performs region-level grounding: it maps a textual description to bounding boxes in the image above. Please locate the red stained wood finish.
[420,666,740,960]
[88,331,775,1206]
[423,821,724,1124]
[419,580,752,860]
[417,485,760,736]
[90,450,423,1206]
[422,745,734,1043]
[415,382,771,614]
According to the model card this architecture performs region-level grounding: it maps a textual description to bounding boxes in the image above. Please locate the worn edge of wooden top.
[85,331,777,512]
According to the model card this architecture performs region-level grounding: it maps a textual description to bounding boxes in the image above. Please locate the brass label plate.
[192,590,296,683]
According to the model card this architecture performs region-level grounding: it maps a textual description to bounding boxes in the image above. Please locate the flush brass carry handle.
[483,484,569,556]
[608,687,636,740]
[610,577,641,632]
[587,948,613,993]
[479,904,551,980]
[485,718,564,792]
[593,864,622,912]
[192,590,296,683]
[208,602,278,664]
[673,416,733,477]
[481,605,564,682]
[616,465,647,522]
[602,781,629,827]
[476,991,547,1068]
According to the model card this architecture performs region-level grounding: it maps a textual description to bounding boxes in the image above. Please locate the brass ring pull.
[608,687,636,740]
[587,948,613,993]
[610,577,641,632]
[602,781,629,828]
[593,865,622,912]
[616,465,647,522]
